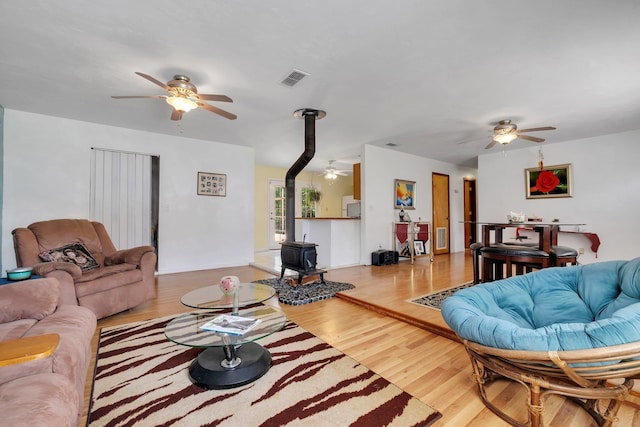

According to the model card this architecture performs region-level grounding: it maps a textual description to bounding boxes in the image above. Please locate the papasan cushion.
[441,257,640,351]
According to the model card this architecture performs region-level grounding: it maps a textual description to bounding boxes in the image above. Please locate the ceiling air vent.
[280,68,309,87]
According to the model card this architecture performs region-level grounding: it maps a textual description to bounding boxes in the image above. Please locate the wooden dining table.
[463,222,587,283]
[476,222,586,255]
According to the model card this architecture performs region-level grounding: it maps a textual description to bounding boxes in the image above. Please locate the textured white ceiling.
[1,0,639,171]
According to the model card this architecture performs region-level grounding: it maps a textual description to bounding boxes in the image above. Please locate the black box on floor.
[371,250,398,266]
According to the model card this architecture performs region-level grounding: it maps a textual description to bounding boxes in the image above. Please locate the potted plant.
[308,188,321,203]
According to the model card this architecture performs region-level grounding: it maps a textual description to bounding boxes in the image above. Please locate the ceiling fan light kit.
[166,96,198,112]
[493,131,518,145]
[165,75,200,112]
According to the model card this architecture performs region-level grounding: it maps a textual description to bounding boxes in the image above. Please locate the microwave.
[346,202,361,218]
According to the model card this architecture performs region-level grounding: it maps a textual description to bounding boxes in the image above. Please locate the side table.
[0,275,43,286]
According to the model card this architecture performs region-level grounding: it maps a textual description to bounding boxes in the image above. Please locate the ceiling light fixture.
[493,131,518,145]
[325,171,337,180]
[166,96,198,112]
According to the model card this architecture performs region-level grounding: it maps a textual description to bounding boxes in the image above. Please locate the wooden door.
[463,178,477,249]
[432,173,450,255]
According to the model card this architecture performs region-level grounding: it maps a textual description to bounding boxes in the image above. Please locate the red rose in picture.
[535,170,560,193]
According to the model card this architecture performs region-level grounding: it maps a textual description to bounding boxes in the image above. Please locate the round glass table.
[165,283,286,389]
[180,282,276,310]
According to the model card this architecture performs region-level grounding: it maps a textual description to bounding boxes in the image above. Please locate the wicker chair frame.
[463,339,640,427]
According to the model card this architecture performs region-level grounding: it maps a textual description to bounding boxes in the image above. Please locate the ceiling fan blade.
[198,94,233,102]
[518,134,545,143]
[111,95,166,99]
[518,126,556,133]
[135,72,170,90]
[170,109,183,121]
[197,102,237,120]
[485,140,499,149]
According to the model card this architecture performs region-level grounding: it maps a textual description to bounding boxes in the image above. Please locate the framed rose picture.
[394,179,416,209]
[525,163,572,199]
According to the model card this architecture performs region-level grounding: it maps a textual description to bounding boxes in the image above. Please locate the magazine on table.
[200,314,262,336]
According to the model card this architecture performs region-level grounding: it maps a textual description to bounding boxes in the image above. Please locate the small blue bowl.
[6,267,33,281]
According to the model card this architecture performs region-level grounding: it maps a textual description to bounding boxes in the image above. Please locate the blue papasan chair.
[442,257,640,427]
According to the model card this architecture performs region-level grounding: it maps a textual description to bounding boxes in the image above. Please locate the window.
[301,187,320,218]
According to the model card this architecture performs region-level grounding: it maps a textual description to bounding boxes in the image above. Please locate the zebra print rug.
[88,316,441,426]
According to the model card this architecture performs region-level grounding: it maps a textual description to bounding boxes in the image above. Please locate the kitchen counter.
[297,218,361,268]
[295,217,360,220]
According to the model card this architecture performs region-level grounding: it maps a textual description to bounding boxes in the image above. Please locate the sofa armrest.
[104,245,155,266]
[0,334,59,367]
[31,261,82,279]
[0,279,60,323]
[12,227,41,267]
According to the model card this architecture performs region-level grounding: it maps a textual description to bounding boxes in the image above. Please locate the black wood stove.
[279,108,326,284]
[280,241,324,284]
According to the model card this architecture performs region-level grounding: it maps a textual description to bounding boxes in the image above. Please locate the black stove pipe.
[285,108,326,242]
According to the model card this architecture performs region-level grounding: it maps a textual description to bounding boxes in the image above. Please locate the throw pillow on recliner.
[39,243,99,272]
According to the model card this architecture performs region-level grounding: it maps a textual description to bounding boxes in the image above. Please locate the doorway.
[90,148,159,264]
[432,172,450,255]
[268,179,286,249]
[268,179,316,249]
[463,178,477,249]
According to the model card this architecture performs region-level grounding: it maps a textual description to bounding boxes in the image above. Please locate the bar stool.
[470,242,484,284]
[550,246,579,266]
[480,245,550,282]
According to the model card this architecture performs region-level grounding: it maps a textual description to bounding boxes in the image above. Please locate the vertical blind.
[90,148,153,249]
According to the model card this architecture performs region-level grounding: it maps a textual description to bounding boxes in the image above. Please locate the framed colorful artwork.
[197,172,227,196]
[395,179,416,209]
[525,163,572,199]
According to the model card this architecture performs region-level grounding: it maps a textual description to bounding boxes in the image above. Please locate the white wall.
[10,109,633,272]
[478,129,640,264]
[2,110,254,274]
[360,145,477,264]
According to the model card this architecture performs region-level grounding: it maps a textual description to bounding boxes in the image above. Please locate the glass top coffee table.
[180,282,277,309]
[165,283,286,389]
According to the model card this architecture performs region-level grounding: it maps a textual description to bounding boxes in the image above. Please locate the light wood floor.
[80,252,640,426]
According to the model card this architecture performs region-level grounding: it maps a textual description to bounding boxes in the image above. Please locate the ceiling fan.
[319,160,349,180]
[112,72,237,121]
[485,119,555,149]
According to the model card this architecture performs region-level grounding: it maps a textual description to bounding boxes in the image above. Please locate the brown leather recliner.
[12,218,157,319]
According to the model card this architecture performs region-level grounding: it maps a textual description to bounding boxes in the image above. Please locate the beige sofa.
[12,218,157,319]
[0,278,96,426]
